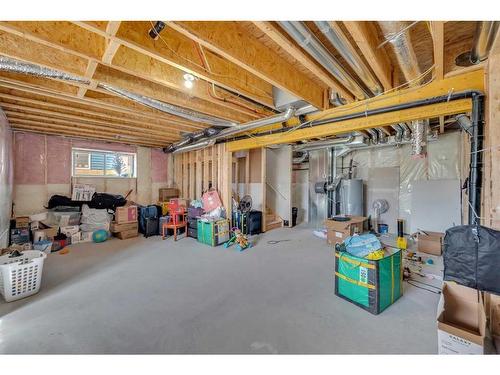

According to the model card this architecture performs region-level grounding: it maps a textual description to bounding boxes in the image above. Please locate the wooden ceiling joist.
[1,105,179,141]
[7,112,176,143]
[430,21,445,80]
[0,77,207,132]
[169,21,328,109]
[82,21,275,108]
[0,21,266,123]
[0,91,188,134]
[11,124,166,148]
[251,21,354,102]
[342,21,393,92]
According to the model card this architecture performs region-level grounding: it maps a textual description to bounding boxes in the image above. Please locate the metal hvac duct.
[98,83,237,128]
[391,124,403,142]
[315,21,383,95]
[294,135,356,151]
[279,21,369,100]
[171,139,216,154]
[471,21,500,64]
[170,107,296,153]
[292,151,309,164]
[378,21,422,85]
[400,122,412,140]
[366,128,379,145]
[0,56,90,84]
[376,128,388,143]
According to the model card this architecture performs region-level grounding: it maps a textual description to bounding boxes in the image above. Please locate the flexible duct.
[292,151,309,164]
[366,128,379,145]
[0,56,237,129]
[170,107,296,153]
[0,56,90,84]
[172,139,216,154]
[411,119,425,157]
[470,21,500,64]
[315,21,383,95]
[376,128,387,143]
[98,83,237,127]
[400,123,412,140]
[279,21,368,100]
[391,124,403,142]
[378,22,422,85]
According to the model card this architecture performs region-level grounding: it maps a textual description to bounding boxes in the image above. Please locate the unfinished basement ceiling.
[0,21,481,148]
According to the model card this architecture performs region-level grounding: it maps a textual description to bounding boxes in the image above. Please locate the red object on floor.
[162,203,187,241]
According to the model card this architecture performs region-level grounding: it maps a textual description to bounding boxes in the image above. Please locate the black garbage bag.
[46,195,81,209]
[88,193,127,211]
[443,225,500,294]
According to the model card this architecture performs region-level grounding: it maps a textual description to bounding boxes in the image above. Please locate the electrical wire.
[406,279,441,294]
[150,21,272,101]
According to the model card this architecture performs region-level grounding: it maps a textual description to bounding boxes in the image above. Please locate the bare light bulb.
[183,73,195,89]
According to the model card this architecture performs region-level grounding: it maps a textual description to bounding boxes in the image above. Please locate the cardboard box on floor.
[110,221,138,233]
[437,281,486,354]
[115,205,138,224]
[324,216,367,246]
[417,231,444,256]
[488,293,500,354]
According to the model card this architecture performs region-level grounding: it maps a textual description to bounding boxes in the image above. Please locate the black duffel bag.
[46,194,81,209]
[443,224,500,294]
[88,193,127,211]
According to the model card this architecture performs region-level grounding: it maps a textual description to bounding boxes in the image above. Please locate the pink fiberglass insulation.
[14,132,45,185]
[72,139,136,153]
[47,136,71,184]
[151,148,168,183]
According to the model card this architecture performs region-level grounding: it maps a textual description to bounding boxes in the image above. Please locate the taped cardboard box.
[115,205,138,224]
[417,231,444,256]
[114,228,138,240]
[110,221,138,233]
[15,216,30,228]
[159,188,179,202]
[437,282,485,354]
[324,216,367,246]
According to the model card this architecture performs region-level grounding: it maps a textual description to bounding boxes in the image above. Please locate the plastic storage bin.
[197,219,230,246]
[0,250,47,302]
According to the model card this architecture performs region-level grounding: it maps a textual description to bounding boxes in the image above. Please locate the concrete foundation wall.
[12,132,170,216]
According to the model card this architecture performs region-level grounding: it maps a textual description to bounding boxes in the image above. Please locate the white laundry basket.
[0,250,47,302]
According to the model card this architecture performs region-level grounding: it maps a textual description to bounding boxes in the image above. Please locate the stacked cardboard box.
[110,221,138,240]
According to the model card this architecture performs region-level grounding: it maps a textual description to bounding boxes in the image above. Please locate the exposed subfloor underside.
[0,226,440,354]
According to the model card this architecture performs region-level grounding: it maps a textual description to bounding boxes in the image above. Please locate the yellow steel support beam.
[227,99,472,151]
[245,68,485,135]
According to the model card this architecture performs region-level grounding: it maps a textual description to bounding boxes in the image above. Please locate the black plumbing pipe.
[468,93,484,225]
[224,90,483,141]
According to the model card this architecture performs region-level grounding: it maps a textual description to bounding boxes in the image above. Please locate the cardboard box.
[60,225,80,236]
[15,216,30,228]
[39,227,59,239]
[324,216,367,246]
[114,228,138,240]
[110,221,138,233]
[417,231,444,256]
[159,188,179,202]
[115,205,138,224]
[437,282,486,354]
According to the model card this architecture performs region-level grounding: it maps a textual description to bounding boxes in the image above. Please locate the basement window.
[72,148,137,178]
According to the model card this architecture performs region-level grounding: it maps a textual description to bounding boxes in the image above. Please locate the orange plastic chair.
[162,202,187,241]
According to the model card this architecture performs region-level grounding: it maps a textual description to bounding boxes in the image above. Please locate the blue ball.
[92,229,108,243]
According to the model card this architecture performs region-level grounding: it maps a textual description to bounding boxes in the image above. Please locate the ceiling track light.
[148,21,166,40]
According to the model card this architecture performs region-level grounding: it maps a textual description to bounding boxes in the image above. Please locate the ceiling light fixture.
[183,73,195,89]
[148,21,166,40]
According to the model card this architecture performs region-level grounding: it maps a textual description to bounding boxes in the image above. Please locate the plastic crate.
[0,250,47,302]
[197,219,230,246]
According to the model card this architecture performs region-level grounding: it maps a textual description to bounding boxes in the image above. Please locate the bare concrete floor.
[0,226,440,354]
